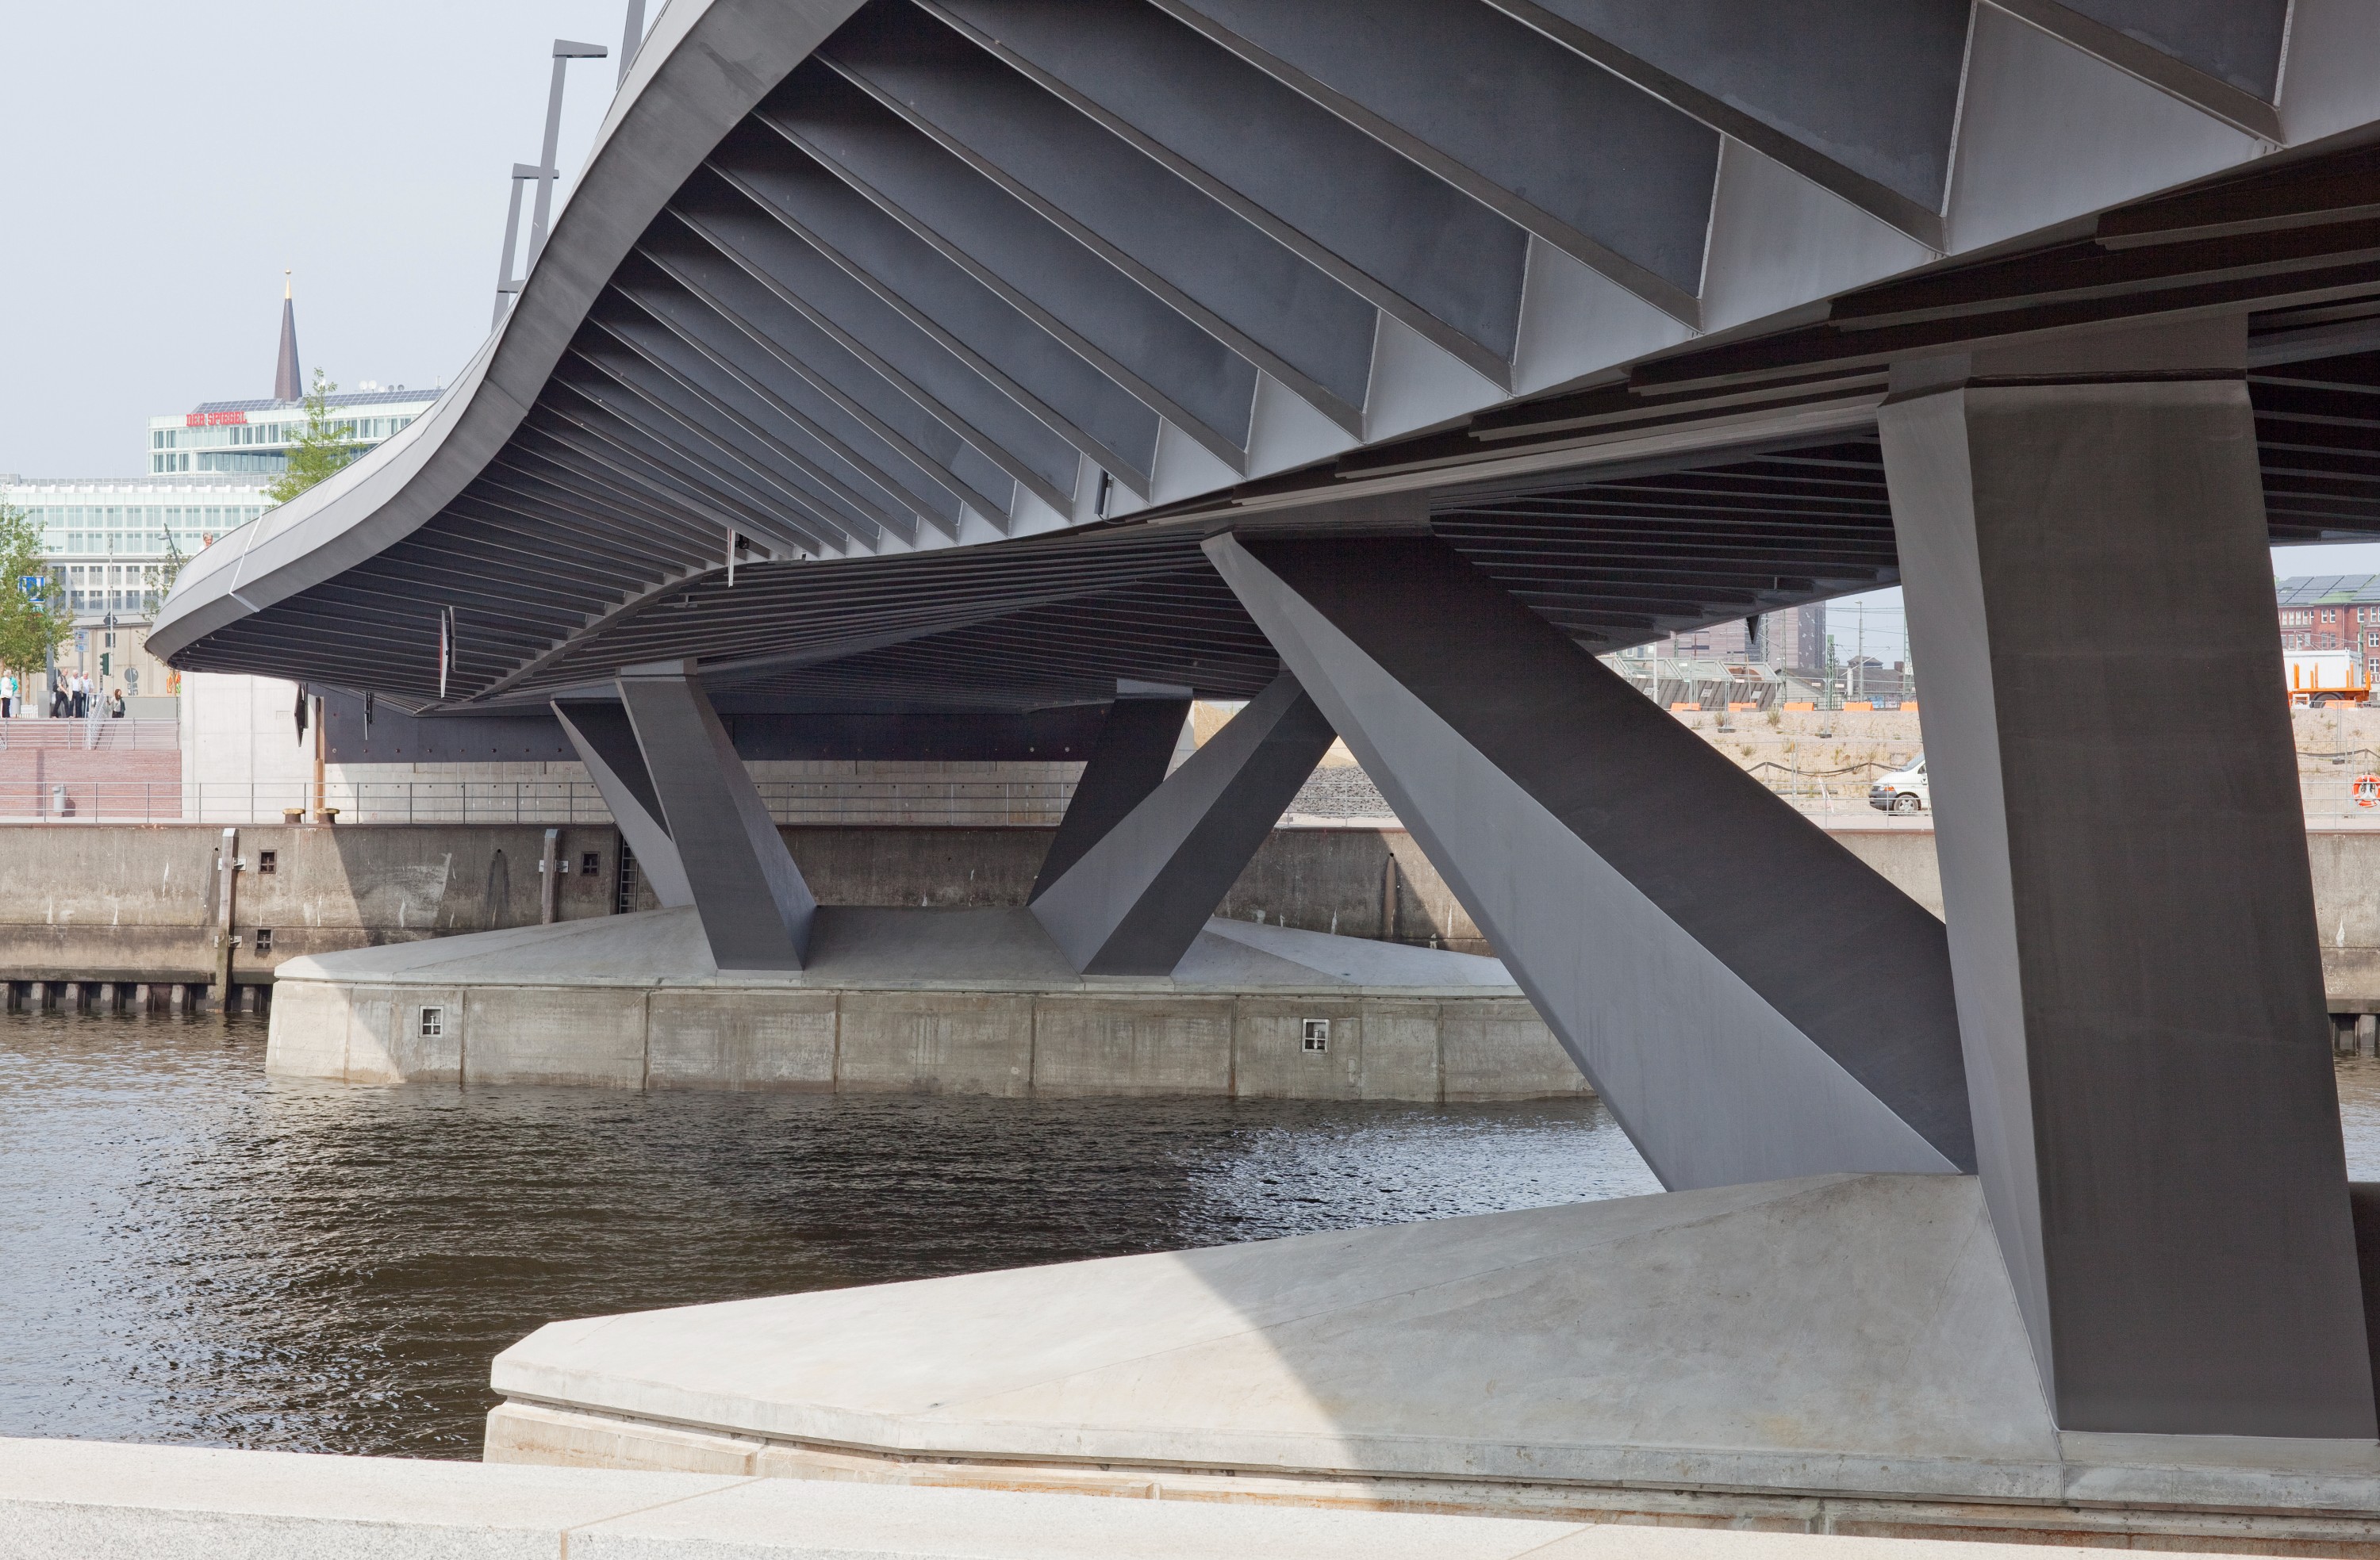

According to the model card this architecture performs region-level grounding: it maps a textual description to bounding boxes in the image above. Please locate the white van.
[1869,756,1929,814]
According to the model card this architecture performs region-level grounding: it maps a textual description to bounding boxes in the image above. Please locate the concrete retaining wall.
[0,822,1489,985]
[12,821,2380,1008]
[268,975,1582,1103]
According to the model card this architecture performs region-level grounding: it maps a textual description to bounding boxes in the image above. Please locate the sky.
[0,1,646,477]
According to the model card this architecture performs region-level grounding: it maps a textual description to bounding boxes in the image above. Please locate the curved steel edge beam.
[148,0,871,665]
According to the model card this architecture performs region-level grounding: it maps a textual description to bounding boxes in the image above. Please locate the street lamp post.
[528,40,610,268]
[491,38,608,329]
[619,0,647,87]
[491,163,543,330]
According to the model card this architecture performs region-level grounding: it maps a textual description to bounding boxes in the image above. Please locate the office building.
[2277,575,2380,652]
[1,285,440,698]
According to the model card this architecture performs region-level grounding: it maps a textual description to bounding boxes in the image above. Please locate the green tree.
[0,503,72,685]
[264,366,359,504]
[142,525,189,615]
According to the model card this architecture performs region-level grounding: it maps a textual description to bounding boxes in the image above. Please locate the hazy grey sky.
[0,1,643,477]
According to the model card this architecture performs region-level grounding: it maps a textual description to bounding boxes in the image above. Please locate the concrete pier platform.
[266,906,1584,1100]
[485,1174,2380,1552]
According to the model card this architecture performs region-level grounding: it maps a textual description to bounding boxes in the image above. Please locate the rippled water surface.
[0,1011,1660,1457]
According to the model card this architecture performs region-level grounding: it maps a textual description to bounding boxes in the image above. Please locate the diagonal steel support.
[600,664,816,969]
[1031,670,1333,975]
[553,697,692,908]
[1209,529,1971,1191]
[1031,688,1192,903]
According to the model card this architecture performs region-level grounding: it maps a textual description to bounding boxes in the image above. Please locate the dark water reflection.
[0,1010,1659,1457]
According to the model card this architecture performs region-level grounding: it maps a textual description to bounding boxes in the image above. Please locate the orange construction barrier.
[1844,700,1875,711]
[1728,701,1759,712]
[1669,701,1701,712]
[1783,700,1814,711]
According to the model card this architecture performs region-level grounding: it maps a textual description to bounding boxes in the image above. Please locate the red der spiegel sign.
[185,411,248,427]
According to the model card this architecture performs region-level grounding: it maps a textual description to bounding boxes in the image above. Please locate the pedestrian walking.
[107,688,124,719]
[70,673,85,720]
[2,671,17,719]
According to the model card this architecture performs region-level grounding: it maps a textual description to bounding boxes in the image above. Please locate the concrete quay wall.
[12,821,2380,1010]
[269,975,1583,1102]
[0,822,1490,983]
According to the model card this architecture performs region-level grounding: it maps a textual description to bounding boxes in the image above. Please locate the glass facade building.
[0,379,443,698]
[147,385,439,476]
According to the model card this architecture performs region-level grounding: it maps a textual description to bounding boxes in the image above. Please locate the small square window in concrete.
[1302,1018,1330,1052]
[253,929,273,954]
[419,1006,445,1040]
[582,853,601,878]
[256,851,276,876]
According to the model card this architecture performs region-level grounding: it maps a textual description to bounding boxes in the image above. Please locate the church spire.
[274,272,302,403]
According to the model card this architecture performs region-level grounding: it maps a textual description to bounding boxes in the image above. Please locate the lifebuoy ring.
[2355,774,2378,808]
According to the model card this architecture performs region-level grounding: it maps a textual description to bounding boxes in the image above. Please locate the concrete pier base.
[486,1174,2380,1550]
[266,906,1584,1100]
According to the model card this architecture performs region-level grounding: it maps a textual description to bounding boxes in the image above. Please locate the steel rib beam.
[822,2,1372,431]
[759,60,1259,470]
[919,0,1529,387]
[576,332,924,542]
[612,274,985,531]
[704,145,1162,492]
[1150,0,1715,321]
[654,205,1076,512]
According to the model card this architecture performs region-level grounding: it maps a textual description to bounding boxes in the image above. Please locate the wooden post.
[539,826,561,925]
[213,826,240,1014]
[311,695,326,822]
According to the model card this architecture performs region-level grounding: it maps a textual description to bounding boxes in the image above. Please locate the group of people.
[0,672,125,720]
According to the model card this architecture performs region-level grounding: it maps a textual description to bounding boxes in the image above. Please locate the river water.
[13,1014,2380,1461]
[0,1010,1661,1458]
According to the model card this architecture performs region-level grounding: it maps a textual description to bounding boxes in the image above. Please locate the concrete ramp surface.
[491,1175,2059,1494]
[486,1172,2380,1539]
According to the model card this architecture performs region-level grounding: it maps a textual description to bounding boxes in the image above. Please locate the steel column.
[1881,320,2374,1437]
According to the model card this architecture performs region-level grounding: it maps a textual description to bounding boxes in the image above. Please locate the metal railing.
[9,766,2380,827]
[0,717,178,752]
